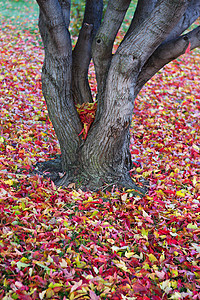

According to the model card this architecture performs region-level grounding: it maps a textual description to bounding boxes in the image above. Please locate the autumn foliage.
[0,8,200,300]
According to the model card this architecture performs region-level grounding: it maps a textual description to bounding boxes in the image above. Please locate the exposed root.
[34,158,149,196]
[55,171,148,196]
[34,156,62,182]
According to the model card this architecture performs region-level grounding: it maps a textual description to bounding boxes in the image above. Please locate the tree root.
[34,157,149,196]
[55,170,148,196]
[34,156,62,182]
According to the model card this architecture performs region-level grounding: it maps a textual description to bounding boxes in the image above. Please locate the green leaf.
[35,262,51,271]
[16,261,30,270]
[187,223,198,229]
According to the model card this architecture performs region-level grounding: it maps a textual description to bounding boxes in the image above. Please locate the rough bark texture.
[71,0,103,104]
[72,23,94,104]
[37,0,83,174]
[35,0,200,194]
[124,0,157,39]
[92,0,131,118]
[80,0,189,182]
[135,26,200,96]
[164,0,200,42]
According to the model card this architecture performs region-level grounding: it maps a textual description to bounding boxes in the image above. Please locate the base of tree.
[34,157,149,196]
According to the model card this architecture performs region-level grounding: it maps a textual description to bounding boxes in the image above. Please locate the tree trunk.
[35,0,200,194]
[80,53,139,190]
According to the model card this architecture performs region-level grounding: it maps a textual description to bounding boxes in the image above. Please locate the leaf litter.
[0,13,200,300]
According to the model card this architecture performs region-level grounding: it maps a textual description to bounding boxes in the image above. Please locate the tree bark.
[76,0,189,189]
[135,25,200,96]
[72,23,94,104]
[58,0,71,28]
[71,0,103,104]
[124,0,157,39]
[35,0,199,194]
[164,0,200,42]
[92,0,131,118]
[37,0,83,173]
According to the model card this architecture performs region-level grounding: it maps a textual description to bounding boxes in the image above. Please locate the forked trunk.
[36,0,200,194]
[38,35,144,192]
[36,0,148,194]
[40,52,145,193]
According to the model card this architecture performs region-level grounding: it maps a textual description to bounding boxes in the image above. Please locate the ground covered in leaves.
[0,4,200,300]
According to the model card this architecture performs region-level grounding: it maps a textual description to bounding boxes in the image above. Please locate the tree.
[35,0,200,194]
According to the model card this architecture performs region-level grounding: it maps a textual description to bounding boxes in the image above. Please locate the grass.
[0,0,39,30]
[0,0,138,36]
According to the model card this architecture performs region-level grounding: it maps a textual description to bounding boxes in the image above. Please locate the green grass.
[0,0,39,30]
[0,0,138,34]
[121,1,137,32]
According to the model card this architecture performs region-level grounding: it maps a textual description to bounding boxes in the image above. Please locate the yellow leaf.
[148,254,158,263]
[171,280,177,289]
[39,290,46,300]
[21,257,28,263]
[48,283,63,288]
[125,252,135,258]
[69,292,75,300]
[142,210,149,218]
[60,258,71,268]
[21,201,26,210]
[194,272,200,279]
[114,260,130,273]
[176,190,185,197]
[193,176,197,186]
[160,279,171,291]
[144,263,150,270]
[121,193,128,202]
[4,179,15,186]
[3,278,8,287]
[141,227,148,239]
[107,239,115,244]
[46,288,54,299]
[187,223,198,229]
[170,269,178,277]
[169,292,182,299]
[75,254,86,268]
[160,252,165,263]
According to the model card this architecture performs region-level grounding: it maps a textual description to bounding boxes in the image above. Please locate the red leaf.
[132,282,147,293]
[185,42,191,54]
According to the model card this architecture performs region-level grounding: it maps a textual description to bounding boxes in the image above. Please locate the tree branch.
[71,0,103,104]
[135,26,200,96]
[36,0,71,56]
[58,0,71,28]
[119,0,189,67]
[83,0,103,40]
[125,0,157,39]
[164,0,200,42]
[92,0,131,99]
[72,23,94,104]
[36,0,83,170]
